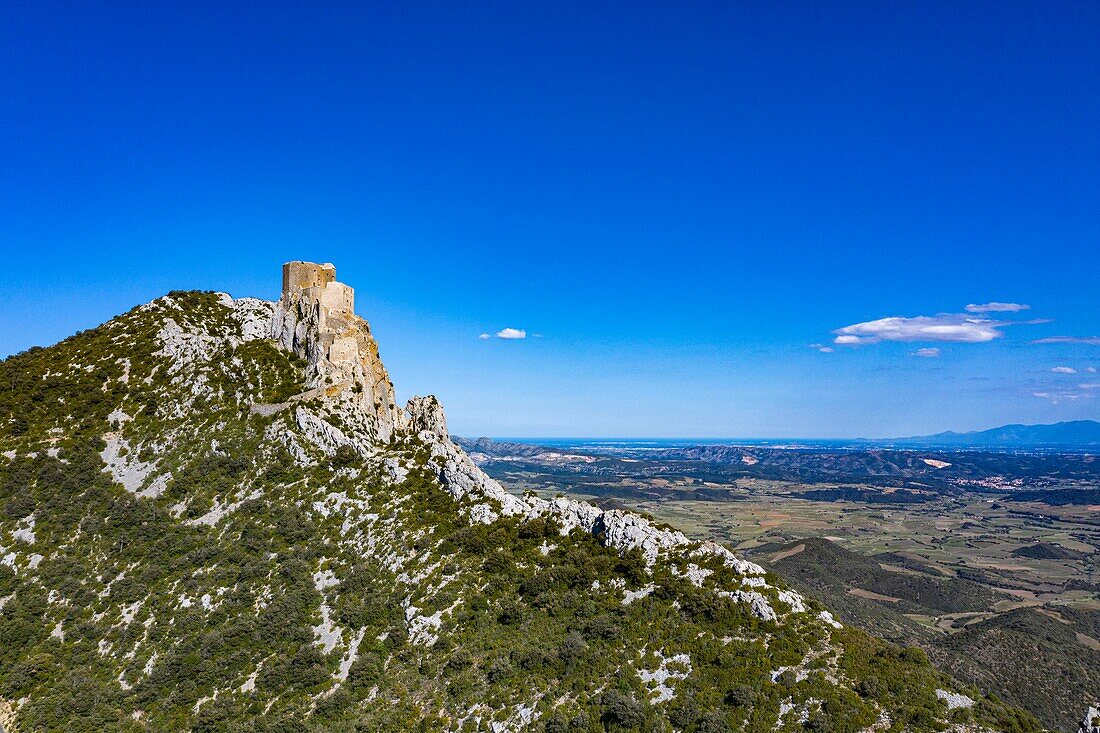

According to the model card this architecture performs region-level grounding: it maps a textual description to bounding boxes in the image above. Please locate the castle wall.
[317,281,354,313]
[328,336,359,365]
[282,261,336,303]
[282,262,352,313]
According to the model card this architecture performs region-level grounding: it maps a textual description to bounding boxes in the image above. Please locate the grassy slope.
[752,538,1095,731]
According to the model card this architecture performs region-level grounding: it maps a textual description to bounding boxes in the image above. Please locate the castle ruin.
[272,261,400,441]
[282,261,354,315]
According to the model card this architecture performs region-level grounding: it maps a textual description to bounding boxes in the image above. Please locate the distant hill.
[460,436,1100,493]
[880,420,1100,448]
[1010,541,1086,560]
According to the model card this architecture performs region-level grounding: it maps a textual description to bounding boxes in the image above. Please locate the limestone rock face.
[935,689,975,711]
[405,393,530,518]
[404,395,449,441]
[596,510,688,564]
[271,261,401,443]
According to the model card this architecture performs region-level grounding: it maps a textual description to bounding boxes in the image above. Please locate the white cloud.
[1080,382,1100,390]
[478,333,491,340]
[965,302,1030,313]
[834,314,1005,345]
[808,343,834,353]
[1051,366,1077,374]
[496,328,527,340]
[1089,367,1098,373]
[912,347,941,358]
[1032,336,1100,345]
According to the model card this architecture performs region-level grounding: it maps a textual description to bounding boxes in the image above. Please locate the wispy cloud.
[1089,367,1098,373]
[1051,366,1077,374]
[1032,336,1100,345]
[1032,390,1093,403]
[964,302,1030,313]
[479,328,528,340]
[808,343,834,353]
[834,314,1006,345]
[912,347,941,358]
[1080,382,1100,390]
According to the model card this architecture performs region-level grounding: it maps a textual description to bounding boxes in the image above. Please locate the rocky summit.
[0,263,1048,732]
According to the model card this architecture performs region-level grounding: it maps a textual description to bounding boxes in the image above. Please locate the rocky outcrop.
[936,689,976,711]
[404,393,529,518]
[595,510,687,564]
[0,699,17,733]
[404,395,449,442]
[1080,705,1100,733]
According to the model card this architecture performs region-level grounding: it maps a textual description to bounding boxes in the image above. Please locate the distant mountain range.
[880,420,1100,448]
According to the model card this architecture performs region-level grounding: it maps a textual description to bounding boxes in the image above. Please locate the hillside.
[750,539,1004,619]
[745,539,1000,651]
[0,262,1039,732]
[750,538,1100,731]
[932,606,1100,732]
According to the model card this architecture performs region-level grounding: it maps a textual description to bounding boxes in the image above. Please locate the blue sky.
[1,1,1097,438]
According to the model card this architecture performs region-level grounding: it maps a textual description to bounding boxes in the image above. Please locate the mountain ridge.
[878,420,1100,448]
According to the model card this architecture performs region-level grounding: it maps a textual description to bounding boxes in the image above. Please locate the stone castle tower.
[272,261,400,442]
[281,261,354,314]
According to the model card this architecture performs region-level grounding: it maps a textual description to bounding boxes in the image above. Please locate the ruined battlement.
[282,261,334,298]
[272,260,395,439]
[281,261,354,313]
